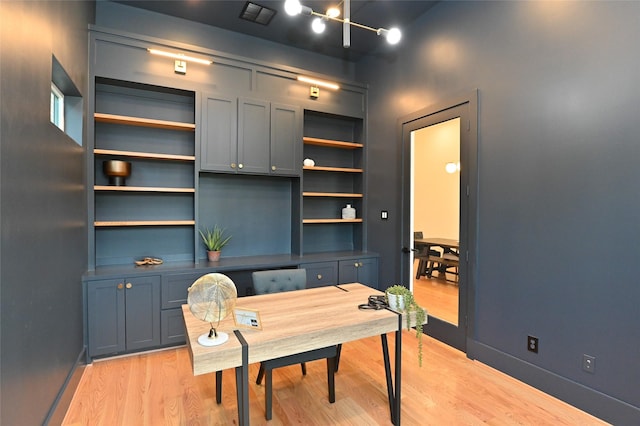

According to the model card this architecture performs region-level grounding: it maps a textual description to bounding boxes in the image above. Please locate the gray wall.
[359,1,639,423]
[0,1,93,424]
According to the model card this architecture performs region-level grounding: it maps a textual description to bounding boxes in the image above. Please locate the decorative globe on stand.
[187,273,238,346]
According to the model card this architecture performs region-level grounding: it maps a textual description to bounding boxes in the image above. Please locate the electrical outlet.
[527,335,539,353]
[582,354,596,374]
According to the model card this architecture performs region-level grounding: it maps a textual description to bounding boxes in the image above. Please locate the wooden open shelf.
[303,137,363,149]
[95,186,195,193]
[94,220,196,227]
[303,192,363,198]
[94,149,195,162]
[95,112,195,131]
[303,165,363,173]
[303,218,363,224]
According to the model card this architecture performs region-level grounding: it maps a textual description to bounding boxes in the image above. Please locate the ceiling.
[113,1,439,62]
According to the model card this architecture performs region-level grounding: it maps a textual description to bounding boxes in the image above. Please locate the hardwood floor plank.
[63,333,607,425]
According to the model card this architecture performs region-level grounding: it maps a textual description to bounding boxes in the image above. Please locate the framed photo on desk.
[233,307,262,330]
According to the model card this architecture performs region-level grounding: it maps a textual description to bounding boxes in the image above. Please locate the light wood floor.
[413,265,459,325]
[63,333,607,425]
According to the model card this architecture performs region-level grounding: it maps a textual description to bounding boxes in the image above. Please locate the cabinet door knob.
[117,283,124,290]
[317,274,322,280]
[125,282,133,289]
[354,262,359,267]
[271,165,276,171]
[231,163,236,169]
[238,163,244,169]
[359,262,363,267]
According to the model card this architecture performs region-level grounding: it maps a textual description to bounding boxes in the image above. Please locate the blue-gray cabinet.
[87,275,161,358]
[200,94,301,176]
[300,261,339,288]
[338,257,379,288]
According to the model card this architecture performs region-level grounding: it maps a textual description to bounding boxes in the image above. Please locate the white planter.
[386,293,405,311]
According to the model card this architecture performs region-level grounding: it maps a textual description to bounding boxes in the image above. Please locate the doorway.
[400,91,478,352]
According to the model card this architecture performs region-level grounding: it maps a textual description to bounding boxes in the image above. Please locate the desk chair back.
[252,268,307,294]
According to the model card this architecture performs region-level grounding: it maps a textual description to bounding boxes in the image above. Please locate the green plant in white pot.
[385,284,427,366]
[199,225,231,262]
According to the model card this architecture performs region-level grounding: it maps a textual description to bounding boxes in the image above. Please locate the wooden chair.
[414,231,442,279]
[251,268,339,420]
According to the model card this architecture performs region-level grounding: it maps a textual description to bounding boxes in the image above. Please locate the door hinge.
[467,119,471,131]
[465,251,469,262]
[466,185,470,196]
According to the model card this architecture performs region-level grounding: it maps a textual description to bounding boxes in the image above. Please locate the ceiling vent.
[240,2,277,26]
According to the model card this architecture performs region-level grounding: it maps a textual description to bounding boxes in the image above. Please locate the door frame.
[398,90,478,352]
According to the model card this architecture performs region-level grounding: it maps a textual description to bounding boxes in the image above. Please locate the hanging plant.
[385,284,426,366]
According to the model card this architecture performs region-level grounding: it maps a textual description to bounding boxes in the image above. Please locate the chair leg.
[334,344,342,372]
[300,362,307,375]
[256,362,265,385]
[265,368,273,420]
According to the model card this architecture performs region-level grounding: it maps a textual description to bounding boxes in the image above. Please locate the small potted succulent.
[199,225,232,262]
[385,284,427,366]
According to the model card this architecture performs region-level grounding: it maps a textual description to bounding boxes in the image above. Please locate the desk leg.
[234,330,249,426]
[215,371,222,404]
[380,314,403,425]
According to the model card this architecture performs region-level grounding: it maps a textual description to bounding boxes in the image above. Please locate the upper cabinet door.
[238,97,270,174]
[270,102,301,176]
[201,94,237,172]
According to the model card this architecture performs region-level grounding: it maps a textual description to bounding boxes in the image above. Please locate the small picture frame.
[233,307,262,330]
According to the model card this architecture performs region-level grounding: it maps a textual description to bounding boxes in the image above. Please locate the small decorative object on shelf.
[103,160,131,186]
[199,225,232,262]
[342,204,356,219]
[385,284,427,366]
[135,257,163,266]
[303,158,315,166]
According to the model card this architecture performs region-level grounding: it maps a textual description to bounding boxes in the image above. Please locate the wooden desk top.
[183,283,408,376]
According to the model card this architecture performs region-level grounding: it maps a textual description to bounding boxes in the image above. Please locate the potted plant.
[199,225,232,262]
[385,284,427,366]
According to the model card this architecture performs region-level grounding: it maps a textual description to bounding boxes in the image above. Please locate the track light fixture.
[284,0,402,47]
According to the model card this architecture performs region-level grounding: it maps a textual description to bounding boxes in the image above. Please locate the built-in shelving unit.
[90,78,196,268]
[302,112,365,253]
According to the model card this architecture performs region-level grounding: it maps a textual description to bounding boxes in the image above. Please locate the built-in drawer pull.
[126,282,133,289]
[238,163,244,169]
[272,165,277,171]
[117,283,124,290]
[317,274,322,280]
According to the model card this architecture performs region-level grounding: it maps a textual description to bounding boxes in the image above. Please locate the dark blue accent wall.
[0,1,93,424]
[358,1,639,423]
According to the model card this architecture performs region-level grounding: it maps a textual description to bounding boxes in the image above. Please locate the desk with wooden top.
[414,237,460,279]
[182,283,420,425]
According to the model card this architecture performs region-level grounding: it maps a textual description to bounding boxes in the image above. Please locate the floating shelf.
[95,186,195,193]
[303,218,363,224]
[303,165,363,173]
[303,192,363,198]
[94,220,196,227]
[94,149,195,162]
[95,112,195,131]
[303,137,363,149]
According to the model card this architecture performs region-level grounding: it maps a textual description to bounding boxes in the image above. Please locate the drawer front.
[161,272,205,309]
[299,261,338,288]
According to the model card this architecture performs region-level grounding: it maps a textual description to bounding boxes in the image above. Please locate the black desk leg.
[234,330,249,426]
[381,312,403,425]
[215,371,222,404]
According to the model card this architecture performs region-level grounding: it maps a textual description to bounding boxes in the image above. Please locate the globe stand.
[198,326,229,347]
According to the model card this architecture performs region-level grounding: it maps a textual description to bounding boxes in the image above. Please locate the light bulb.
[312,17,326,34]
[326,7,340,18]
[385,27,402,45]
[284,0,302,16]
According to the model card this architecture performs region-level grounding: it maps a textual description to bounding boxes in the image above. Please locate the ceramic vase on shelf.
[342,204,356,219]
[103,160,131,186]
